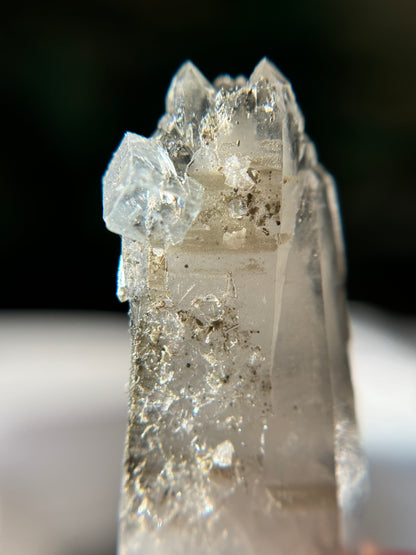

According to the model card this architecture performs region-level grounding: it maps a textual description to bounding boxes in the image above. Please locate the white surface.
[350,303,416,459]
[0,312,129,555]
[349,304,416,551]
[0,306,415,554]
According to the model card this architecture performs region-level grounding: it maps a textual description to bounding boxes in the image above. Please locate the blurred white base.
[349,303,416,551]
[0,306,415,554]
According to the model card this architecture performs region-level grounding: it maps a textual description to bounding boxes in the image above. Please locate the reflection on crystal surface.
[103,132,203,246]
[102,58,365,554]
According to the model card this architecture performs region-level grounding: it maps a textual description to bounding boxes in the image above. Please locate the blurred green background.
[1,0,415,313]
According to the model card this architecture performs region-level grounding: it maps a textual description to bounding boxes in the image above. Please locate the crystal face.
[103,133,203,246]
[102,58,365,554]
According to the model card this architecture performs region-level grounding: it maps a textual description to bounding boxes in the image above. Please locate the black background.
[2,0,415,314]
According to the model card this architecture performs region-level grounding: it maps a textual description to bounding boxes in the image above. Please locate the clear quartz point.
[102,58,366,555]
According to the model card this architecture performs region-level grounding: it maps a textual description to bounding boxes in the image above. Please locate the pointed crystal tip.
[249,57,289,86]
[175,60,211,86]
[166,60,214,116]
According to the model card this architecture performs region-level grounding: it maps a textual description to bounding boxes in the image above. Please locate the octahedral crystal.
[102,58,366,554]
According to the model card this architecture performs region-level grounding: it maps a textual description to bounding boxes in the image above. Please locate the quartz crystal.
[103,59,366,554]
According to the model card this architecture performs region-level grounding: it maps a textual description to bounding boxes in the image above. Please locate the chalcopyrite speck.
[102,59,366,554]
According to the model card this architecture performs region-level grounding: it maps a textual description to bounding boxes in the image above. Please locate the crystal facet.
[102,58,365,555]
[103,132,203,246]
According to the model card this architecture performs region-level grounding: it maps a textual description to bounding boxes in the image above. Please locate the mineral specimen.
[103,59,365,554]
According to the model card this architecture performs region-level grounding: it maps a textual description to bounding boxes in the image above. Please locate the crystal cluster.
[103,59,365,554]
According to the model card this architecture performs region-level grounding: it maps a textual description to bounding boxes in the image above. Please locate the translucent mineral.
[103,133,203,246]
[102,58,366,554]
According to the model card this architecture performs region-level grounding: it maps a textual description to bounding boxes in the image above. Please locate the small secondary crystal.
[102,58,365,555]
[103,133,203,246]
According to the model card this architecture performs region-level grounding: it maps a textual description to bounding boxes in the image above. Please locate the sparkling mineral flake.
[103,58,366,554]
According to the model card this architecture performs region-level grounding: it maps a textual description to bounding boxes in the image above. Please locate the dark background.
[2,0,415,314]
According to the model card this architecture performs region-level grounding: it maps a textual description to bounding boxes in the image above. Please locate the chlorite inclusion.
[103,59,365,554]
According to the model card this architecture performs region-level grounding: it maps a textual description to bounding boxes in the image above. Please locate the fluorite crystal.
[103,59,365,554]
[103,133,203,246]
